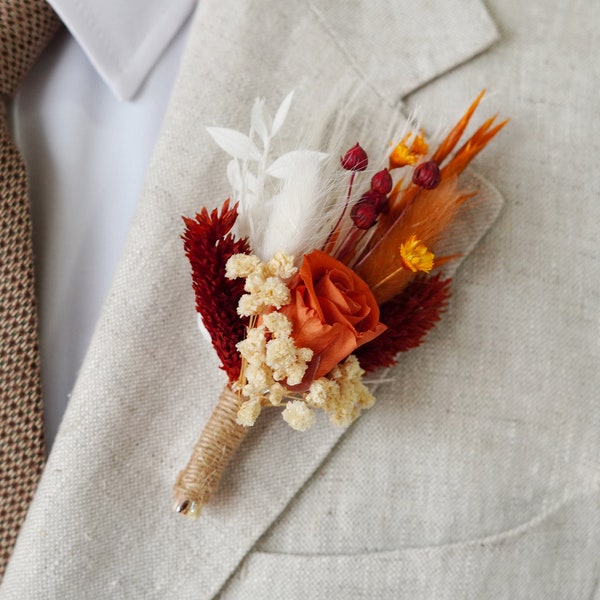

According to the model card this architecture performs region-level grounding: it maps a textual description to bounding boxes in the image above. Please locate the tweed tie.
[0,0,60,580]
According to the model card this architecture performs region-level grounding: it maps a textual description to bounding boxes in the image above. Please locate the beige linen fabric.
[2,0,598,599]
[245,1,600,597]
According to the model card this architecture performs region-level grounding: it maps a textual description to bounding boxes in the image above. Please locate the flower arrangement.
[173,90,506,518]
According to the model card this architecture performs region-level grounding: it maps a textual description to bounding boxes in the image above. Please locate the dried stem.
[173,384,248,519]
[323,171,356,254]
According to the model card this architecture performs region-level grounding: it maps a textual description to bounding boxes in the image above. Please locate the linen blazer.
[2,0,599,598]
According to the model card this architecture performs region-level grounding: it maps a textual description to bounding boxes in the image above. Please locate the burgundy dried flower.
[358,190,390,215]
[350,198,378,229]
[370,168,393,195]
[340,143,368,171]
[369,190,390,214]
[412,161,441,189]
[182,199,251,380]
[355,274,452,372]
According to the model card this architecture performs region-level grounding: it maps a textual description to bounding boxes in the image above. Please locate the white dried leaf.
[196,313,212,343]
[227,160,258,193]
[251,98,269,144]
[227,159,242,191]
[271,90,295,136]
[206,127,261,161]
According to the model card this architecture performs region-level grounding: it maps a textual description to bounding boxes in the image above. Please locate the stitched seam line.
[301,0,398,110]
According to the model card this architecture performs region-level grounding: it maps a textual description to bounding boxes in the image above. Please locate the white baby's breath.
[282,401,316,432]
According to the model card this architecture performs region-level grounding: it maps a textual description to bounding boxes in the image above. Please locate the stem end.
[173,497,202,520]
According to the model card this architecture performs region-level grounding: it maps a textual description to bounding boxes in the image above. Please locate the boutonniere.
[174,90,506,518]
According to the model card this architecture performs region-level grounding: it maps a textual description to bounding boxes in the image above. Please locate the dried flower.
[236,325,267,360]
[369,191,390,214]
[355,274,452,372]
[182,200,250,380]
[370,168,393,195]
[174,92,506,520]
[262,312,293,337]
[305,377,339,409]
[237,275,291,316]
[267,382,286,406]
[340,143,368,171]
[350,198,378,229]
[267,251,298,280]
[225,254,261,279]
[236,398,262,427]
[307,355,375,426]
[412,161,441,190]
[279,250,386,380]
[400,236,435,273]
[265,337,313,385]
[388,133,428,169]
[282,400,316,431]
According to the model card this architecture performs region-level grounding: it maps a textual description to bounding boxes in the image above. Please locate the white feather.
[259,151,329,260]
[267,150,328,179]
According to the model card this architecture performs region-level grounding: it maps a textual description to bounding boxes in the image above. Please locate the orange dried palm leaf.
[431,89,486,165]
[442,117,508,178]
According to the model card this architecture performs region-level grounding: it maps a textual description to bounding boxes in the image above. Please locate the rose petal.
[281,249,386,382]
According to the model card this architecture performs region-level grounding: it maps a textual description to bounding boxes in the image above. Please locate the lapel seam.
[301,0,401,111]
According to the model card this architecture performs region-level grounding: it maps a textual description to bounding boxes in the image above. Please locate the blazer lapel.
[1,1,501,598]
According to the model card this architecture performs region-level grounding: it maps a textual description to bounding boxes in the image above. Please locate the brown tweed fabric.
[0,0,60,581]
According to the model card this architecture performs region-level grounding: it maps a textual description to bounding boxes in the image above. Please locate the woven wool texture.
[0,0,60,580]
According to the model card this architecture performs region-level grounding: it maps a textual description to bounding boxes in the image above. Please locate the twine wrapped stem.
[173,384,248,519]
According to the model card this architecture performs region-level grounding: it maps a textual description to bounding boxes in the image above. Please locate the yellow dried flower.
[400,235,435,273]
[389,132,429,169]
[411,132,429,156]
[237,278,291,316]
[356,385,375,410]
[329,404,361,427]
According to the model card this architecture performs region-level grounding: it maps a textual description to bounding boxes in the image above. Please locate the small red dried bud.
[412,161,441,190]
[370,169,393,195]
[340,143,368,171]
[350,199,378,229]
[360,190,389,215]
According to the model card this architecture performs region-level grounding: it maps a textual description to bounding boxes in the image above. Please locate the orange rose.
[280,250,386,381]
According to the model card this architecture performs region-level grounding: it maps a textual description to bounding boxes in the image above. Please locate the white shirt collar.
[47,0,196,100]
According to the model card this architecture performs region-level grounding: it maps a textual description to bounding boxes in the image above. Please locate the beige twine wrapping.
[173,384,248,518]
